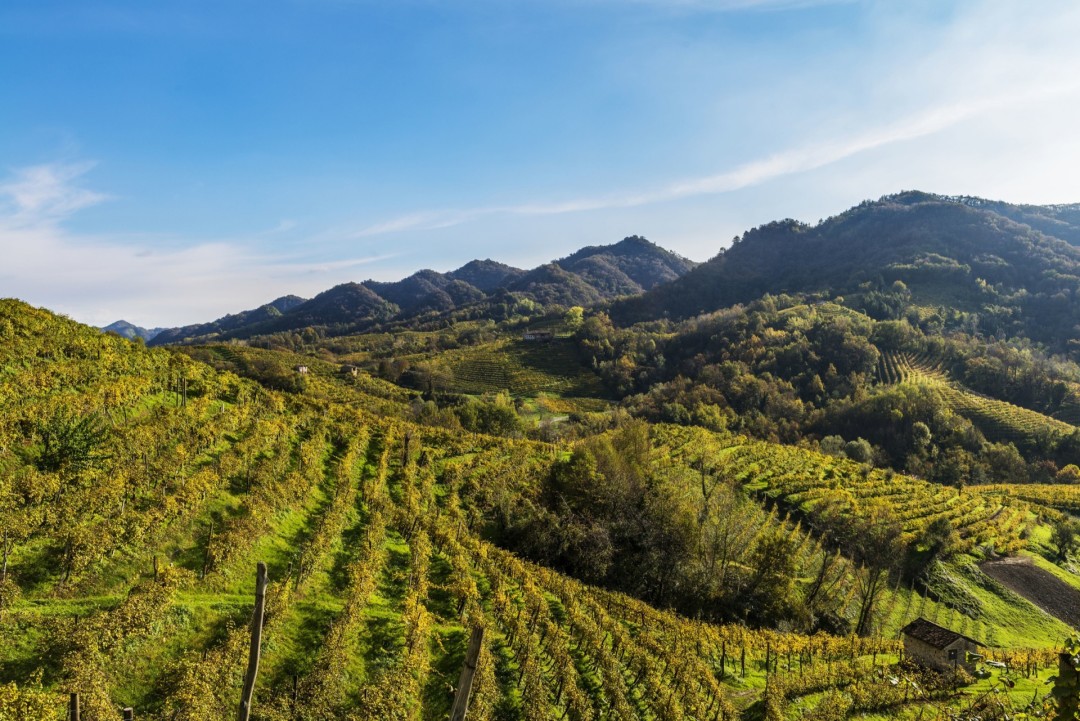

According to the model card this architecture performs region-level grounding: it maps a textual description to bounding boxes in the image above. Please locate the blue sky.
[2,0,1080,327]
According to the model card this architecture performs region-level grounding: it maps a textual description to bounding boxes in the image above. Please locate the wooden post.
[69,693,80,721]
[201,520,214,580]
[123,708,134,720]
[237,562,268,721]
[2,529,9,582]
[449,627,484,721]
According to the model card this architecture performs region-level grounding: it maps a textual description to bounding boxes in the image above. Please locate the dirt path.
[981,556,1080,628]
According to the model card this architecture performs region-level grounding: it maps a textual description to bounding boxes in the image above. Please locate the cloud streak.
[352,80,1080,239]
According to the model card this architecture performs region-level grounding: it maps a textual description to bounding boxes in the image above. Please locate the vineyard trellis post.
[449,626,484,721]
[201,520,214,579]
[2,528,9,581]
[123,708,134,720]
[69,692,79,721]
[238,561,268,721]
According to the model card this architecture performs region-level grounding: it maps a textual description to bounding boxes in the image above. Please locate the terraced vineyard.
[653,426,1078,646]
[0,302,907,719]
[976,483,1080,514]
[10,409,1023,719]
[876,351,1076,447]
[194,344,417,414]
[705,432,1029,556]
[777,301,872,323]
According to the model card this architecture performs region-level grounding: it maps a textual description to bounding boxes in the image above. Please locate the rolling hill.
[149,295,308,346]
[610,192,1080,350]
[143,236,694,346]
[101,320,166,342]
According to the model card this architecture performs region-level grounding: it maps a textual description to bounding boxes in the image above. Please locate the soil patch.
[981,556,1080,628]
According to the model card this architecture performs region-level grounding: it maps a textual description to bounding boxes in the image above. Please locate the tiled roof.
[901,618,982,649]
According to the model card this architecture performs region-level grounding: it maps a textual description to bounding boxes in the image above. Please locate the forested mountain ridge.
[101,319,165,342]
[137,193,1080,353]
[951,194,1080,245]
[139,236,693,346]
[611,192,1080,350]
[148,294,307,346]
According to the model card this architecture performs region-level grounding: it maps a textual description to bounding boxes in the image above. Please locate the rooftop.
[901,618,982,650]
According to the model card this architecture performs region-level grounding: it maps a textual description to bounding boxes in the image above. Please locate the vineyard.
[777,301,871,324]
[876,351,1076,447]
[0,299,1074,720]
[721,435,1027,555]
[425,338,607,397]
[976,483,1080,515]
[653,426,1079,646]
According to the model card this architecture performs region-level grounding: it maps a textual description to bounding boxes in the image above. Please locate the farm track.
[980,557,1080,628]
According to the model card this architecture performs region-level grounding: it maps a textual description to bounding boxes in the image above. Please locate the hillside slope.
[150,295,307,345]
[611,192,1080,349]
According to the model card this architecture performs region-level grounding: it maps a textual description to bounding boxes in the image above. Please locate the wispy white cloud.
[351,79,1080,239]
[0,163,394,327]
[0,162,110,225]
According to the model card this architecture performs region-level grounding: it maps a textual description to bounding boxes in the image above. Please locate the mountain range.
[108,192,1080,353]
[126,236,694,345]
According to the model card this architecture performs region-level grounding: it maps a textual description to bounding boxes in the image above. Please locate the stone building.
[901,618,981,673]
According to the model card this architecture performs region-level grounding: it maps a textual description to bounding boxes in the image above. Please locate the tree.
[1058,464,1080,484]
[564,306,585,332]
[919,515,958,562]
[32,410,110,478]
[851,509,904,636]
[820,435,846,456]
[1053,518,1080,561]
[744,528,799,623]
[844,438,874,464]
[911,421,932,451]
